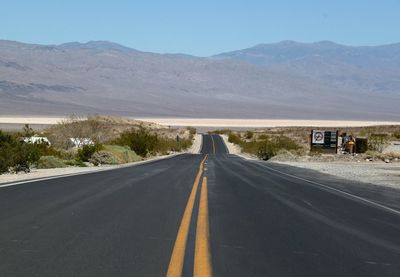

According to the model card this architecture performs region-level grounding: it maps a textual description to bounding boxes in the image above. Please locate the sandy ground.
[383,142,400,154]
[186,134,202,154]
[135,118,400,128]
[1,116,399,128]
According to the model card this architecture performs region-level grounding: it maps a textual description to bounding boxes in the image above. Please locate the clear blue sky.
[1,0,400,56]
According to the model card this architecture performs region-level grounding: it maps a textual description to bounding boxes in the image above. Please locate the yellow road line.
[211,135,216,154]
[167,155,208,277]
[194,176,212,277]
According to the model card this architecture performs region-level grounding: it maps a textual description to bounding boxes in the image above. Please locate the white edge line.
[218,134,229,154]
[198,134,203,154]
[0,153,184,189]
[252,161,400,216]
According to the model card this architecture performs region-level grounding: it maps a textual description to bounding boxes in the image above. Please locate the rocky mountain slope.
[214,40,400,96]
[0,40,399,120]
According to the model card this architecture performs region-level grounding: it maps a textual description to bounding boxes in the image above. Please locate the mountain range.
[0,39,399,120]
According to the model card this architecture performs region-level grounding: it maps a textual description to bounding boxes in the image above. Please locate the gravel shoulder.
[0,166,113,185]
[264,161,400,210]
[272,161,400,189]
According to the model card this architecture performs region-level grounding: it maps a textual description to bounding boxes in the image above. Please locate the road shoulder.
[0,153,184,187]
[259,161,400,211]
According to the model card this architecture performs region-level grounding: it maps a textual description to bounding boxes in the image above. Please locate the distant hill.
[0,39,399,120]
[59,41,137,53]
[213,40,400,96]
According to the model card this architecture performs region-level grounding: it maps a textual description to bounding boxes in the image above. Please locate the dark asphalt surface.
[1,134,400,276]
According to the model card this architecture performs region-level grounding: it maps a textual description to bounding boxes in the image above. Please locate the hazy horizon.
[1,1,399,56]
[2,38,400,57]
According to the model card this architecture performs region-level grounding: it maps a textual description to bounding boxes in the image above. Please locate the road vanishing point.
[1,135,400,276]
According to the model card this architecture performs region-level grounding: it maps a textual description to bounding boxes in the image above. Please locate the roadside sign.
[310,130,338,153]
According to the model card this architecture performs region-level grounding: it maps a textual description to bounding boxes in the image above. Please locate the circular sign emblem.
[314,132,324,142]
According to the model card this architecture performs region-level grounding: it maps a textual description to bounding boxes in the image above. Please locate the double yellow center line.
[194,176,212,276]
[167,155,212,277]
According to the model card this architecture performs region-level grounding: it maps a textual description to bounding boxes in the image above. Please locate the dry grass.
[215,125,400,161]
[43,115,193,148]
[250,125,400,149]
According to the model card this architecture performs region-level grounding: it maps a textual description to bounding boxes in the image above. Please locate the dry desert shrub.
[46,115,191,148]
[36,156,67,169]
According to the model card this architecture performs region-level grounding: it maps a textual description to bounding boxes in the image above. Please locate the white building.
[22,136,51,146]
[68,138,95,148]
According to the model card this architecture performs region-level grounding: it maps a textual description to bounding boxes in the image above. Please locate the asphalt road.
[1,134,399,276]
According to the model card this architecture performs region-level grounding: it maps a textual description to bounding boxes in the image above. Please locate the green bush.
[0,146,12,173]
[358,128,369,137]
[257,142,277,160]
[241,140,259,154]
[393,132,400,139]
[257,134,269,140]
[0,130,12,145]
[77,144,103,162]
[228,133,242,145]
[274,135,301,151]
[177,137,193,151]
[115,127,157,157]
[0,130,41,173]
[208,129,232,135]
[102,145,141,163]
[245,131,254,139]
[113,127,192,157]
[32,142,62,157]
[187,127,197,135]
[159,137,193,153]
[58,150,77,160]
[36,156,67,169]
[230,133,301,160]
[227,132,300,160]
[368,133,390,153]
